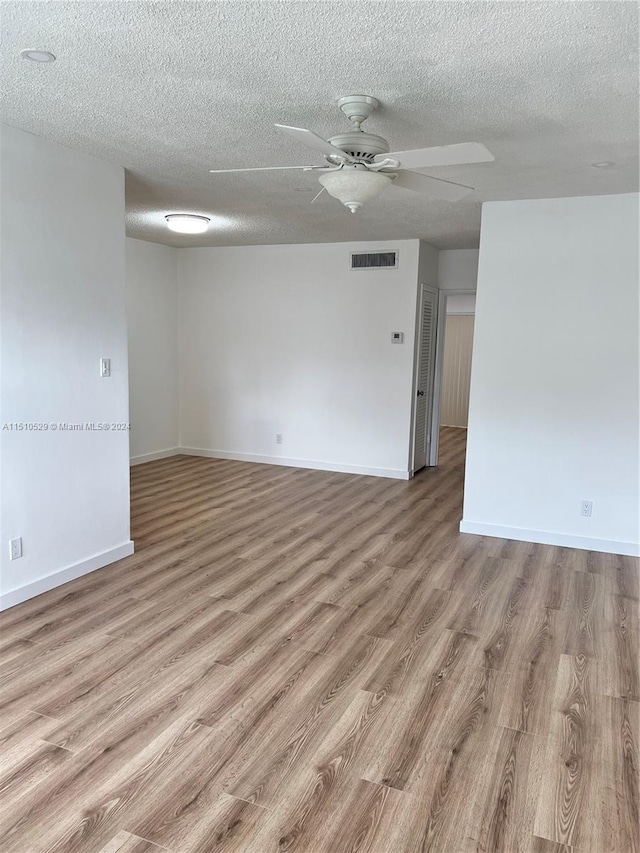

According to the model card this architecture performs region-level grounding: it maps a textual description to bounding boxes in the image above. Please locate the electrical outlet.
[9,537,22,560]
[581,500,593,517]
[276,433,283,445]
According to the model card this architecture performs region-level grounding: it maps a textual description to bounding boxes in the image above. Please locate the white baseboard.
[0,540,135,612]
[130,447,181,466]
[459,520,640,557]
[179,446,410,480]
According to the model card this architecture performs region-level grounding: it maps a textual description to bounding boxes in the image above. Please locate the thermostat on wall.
[391,332,405,344]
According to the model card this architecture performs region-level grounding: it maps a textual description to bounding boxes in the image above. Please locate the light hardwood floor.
[0,428,638,853]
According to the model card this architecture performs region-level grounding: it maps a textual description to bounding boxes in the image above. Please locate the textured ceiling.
[2,1,638,248]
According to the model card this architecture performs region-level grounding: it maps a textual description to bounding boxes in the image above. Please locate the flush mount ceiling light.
[21,49,56,62]
[165,214,210,234]
[318,166,393,213]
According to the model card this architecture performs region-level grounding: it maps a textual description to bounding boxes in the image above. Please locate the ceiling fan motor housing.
[327,131,390,162]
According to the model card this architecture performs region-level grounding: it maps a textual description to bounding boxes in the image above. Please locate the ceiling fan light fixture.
[318,168,392,213]
[165,214,210,234]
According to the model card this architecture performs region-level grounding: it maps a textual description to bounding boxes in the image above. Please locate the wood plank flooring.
[1,427,638,852]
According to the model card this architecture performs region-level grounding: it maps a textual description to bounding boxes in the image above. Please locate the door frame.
[408,282,439,476]
[428,288,477,466]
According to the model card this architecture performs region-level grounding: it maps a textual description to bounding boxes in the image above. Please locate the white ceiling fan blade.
[391,170,474,201]
[376,142,494,170]
[209,164,326,174]
[275,124,357,163]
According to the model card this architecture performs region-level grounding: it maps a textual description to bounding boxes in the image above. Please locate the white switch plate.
[9,537,22,560]
[391,332,404,344]
[100,358,111,377]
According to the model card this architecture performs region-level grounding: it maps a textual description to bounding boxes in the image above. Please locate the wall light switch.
[100,358,111,377]
[391,332,405,344]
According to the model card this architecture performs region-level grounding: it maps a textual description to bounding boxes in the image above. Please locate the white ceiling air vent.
[350,250,399,270]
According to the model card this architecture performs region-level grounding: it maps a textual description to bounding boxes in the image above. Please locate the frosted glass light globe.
[318,169,392,213]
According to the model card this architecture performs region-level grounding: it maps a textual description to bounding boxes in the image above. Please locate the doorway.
[429,289,476,467]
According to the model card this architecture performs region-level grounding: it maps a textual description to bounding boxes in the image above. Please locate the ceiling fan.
[209,95,494,213]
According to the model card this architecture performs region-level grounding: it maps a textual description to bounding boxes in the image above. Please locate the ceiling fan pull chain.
[310,186,326,204]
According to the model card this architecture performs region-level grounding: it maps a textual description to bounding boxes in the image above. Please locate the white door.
[412,286,438,472]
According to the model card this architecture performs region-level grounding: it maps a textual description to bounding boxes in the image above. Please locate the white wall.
[462,193,639,555]
[446,293,476,315]
[438,249,479,291]
[418,239,439,288]
[126,238,179,463]
[178,240,428,478]
[0,125,133,609]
